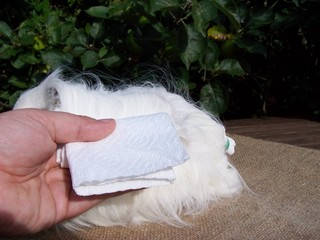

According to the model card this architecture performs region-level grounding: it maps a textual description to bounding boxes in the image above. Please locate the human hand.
[0,109,117,236]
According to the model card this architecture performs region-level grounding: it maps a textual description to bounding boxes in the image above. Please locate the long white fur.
[14,69,243,230]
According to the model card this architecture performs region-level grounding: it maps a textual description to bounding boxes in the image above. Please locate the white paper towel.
[57,113,189,196]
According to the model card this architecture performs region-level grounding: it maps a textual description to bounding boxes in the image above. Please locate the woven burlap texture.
[9,135,320,240]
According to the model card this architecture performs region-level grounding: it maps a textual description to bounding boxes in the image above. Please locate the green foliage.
[200,80,228,115]
[0,0,319,118]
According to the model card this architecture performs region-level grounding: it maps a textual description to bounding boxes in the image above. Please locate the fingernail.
[99,118,115,123]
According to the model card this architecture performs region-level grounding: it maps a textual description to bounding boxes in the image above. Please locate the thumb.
[31,109,116,144]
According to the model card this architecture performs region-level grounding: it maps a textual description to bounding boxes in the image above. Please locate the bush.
[0,0,319,119]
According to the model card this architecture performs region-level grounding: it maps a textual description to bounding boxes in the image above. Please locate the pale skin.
[0,109,120,236]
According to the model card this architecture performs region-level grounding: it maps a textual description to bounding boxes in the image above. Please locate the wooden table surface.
[224,117,320,150]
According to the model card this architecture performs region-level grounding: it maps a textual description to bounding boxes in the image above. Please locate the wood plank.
[224,117,320,150]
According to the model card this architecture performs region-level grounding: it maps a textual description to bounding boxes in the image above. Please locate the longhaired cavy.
[14,68,243,230]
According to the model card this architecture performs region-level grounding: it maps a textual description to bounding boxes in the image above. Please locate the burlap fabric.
[8,135,320,240]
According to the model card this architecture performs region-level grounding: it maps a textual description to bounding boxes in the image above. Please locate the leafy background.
[0,0,319,119]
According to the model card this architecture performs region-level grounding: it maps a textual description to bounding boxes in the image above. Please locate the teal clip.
[225,137,230,151]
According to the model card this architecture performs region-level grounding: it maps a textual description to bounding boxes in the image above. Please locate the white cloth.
[57,113,189,196]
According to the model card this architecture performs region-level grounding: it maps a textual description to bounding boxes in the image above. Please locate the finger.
[22,109,116,144]
[48,111,116,144]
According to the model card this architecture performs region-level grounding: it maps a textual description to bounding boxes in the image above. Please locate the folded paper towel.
[57,113,189,196]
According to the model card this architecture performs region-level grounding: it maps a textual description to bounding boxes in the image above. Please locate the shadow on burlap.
[7,135,320,240]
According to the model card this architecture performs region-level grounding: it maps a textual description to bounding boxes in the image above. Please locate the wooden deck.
[224,117,320,150]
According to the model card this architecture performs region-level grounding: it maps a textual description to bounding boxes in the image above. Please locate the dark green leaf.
[12,53,38,69]
[18,24,36,46]
[19,54,38,64]
[272,9,301,30]
[72,46,86,56]
[46,14,60,28]
[246,29,266,39]
[233,38,267,57]
[45,15,62,44]
[41,50,74,68]
[219,58,246,76]
[192,0,217,36]
[100,54,122,67]
[0,21,12,38]
[89,22,104,39]
[200,81,228,116]
[76,30,88,46]
[149,0,181,12]
[60,22,75,41]
[66,29,88,46]
[125,29,144,55]
[8,76,28,88]
[86,6,109,18]
[0,91,11,100]
[34,0,50,14]
[106,1,133,18]
[81,50,99,69]
[200,40,219,71]
[180,24,206,69]
[98,47,108,58]
[66,32,78,45]
[68,0,77,7]
[248,8,273,29]
[19,33,35,46]
[0,44,17,59]
[47,28,61,44]
[212,0,241,31]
